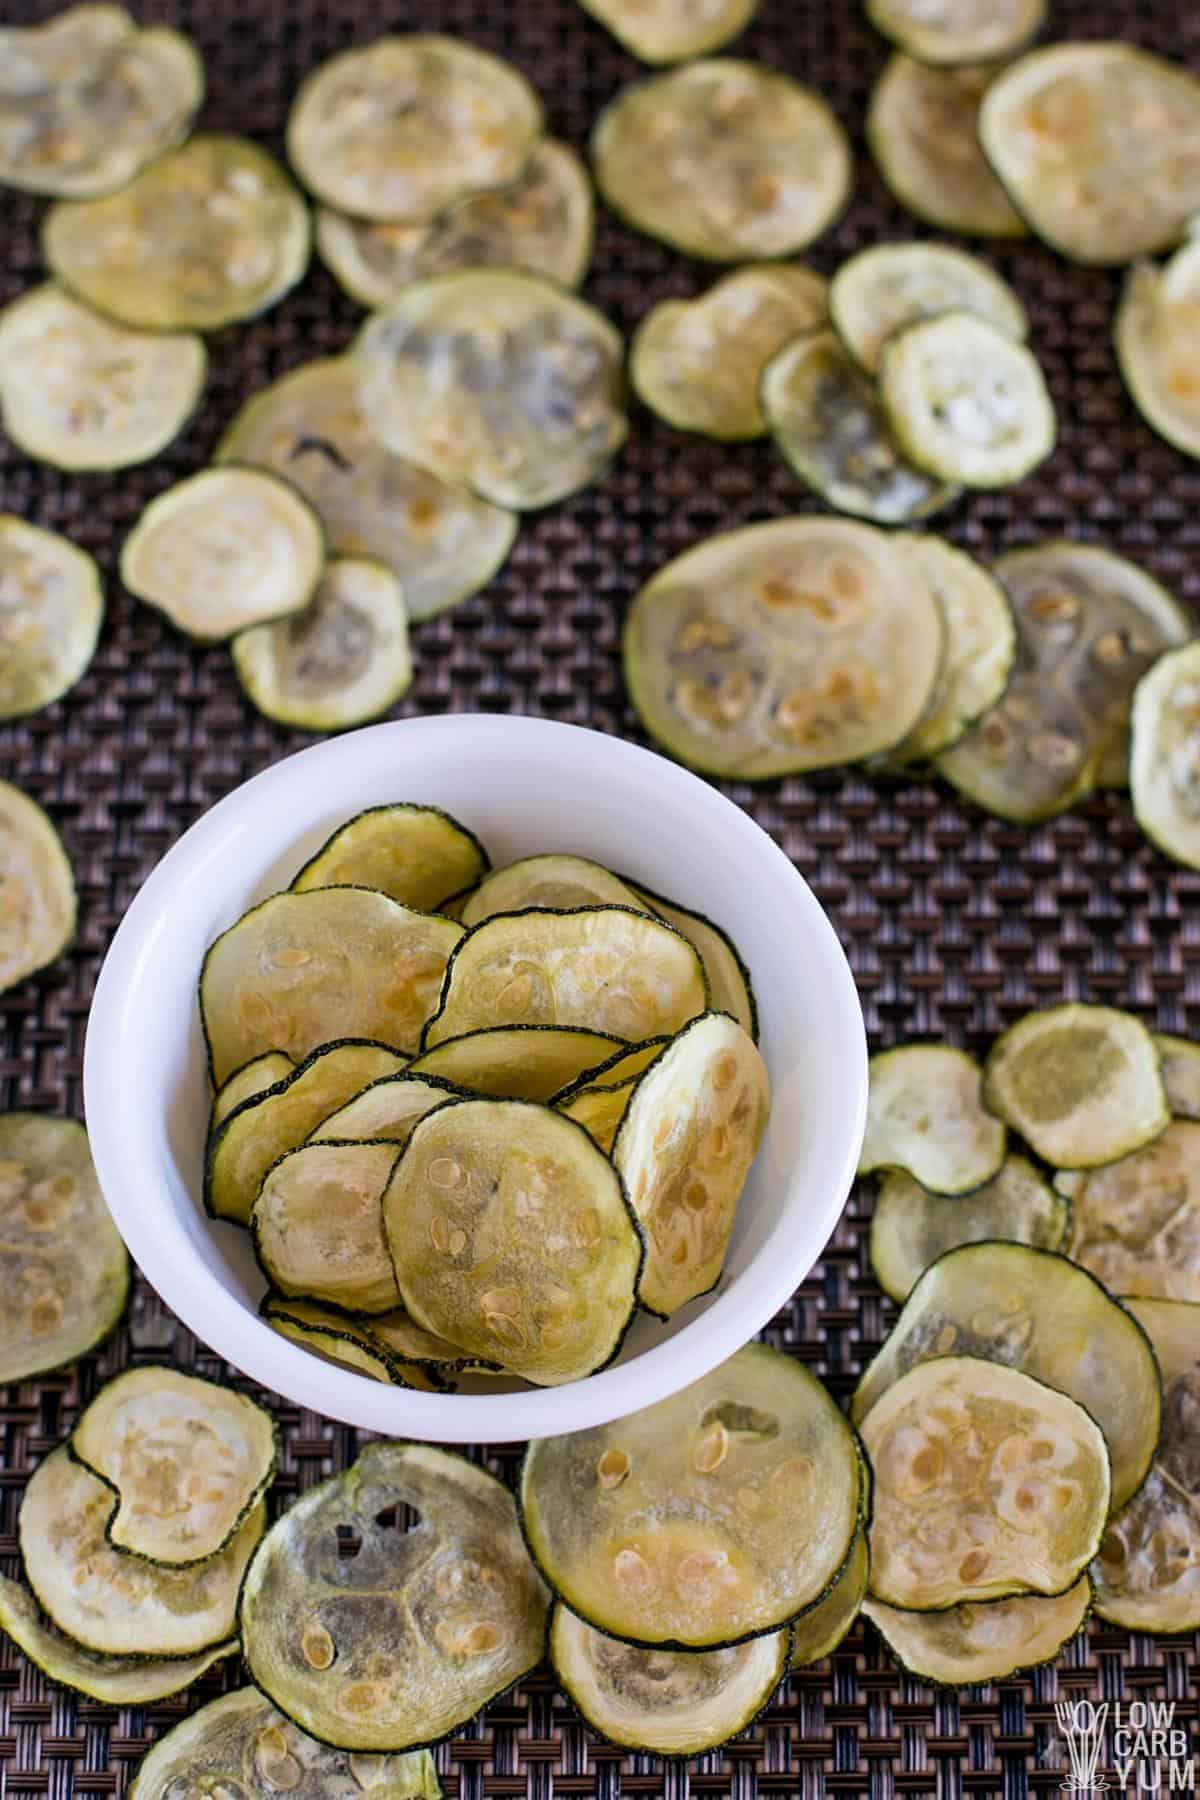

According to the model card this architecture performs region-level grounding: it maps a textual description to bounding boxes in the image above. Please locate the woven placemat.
[2,0,1199,1791]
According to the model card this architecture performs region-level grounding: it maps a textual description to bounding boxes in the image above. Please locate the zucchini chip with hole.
[864,1578,1091,1686]
[233,556,413,733]
[21,1446,263,1656]
[0,513,102,720]
[591,60,851,261]
[521,1342,864,1648]
[630,265,828,442]
[851,1241,1161,1511]
[383,1098,642,1384]
[354,271,627,512]
[212,1051,298,1133]
[867,58,1027,240]
[789,1528,868,1668]
[1116,246,1200,462]
[1131,641,1200,870]
[0,782,76,996]
[410,1026,628,1101]
[253,1142,403,1315]
[623,517,945,780]
[216,359,517,625]
[870,1156,1068,1304]
[293,805,488,913]
[260,1295,445,1391]
[860,1046,1006,1196]
[240,1441,549,1751]
[1155,1033,1200,1121]
[1064,1121,1200,1303]
[575,0,757,63]
[460,856,647,927]
[865,0,1044,66]
[626,885,757,1040]
[308,1075,465,1146]
[831,245,1028,378]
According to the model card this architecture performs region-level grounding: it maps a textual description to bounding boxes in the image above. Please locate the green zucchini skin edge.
[411,1020,631,1089]
[288,801,492,899]
[0,1588,240,1699]
[548,1034,672,1105]
[249,1135,406,1316]
[863,1578,1094,1688]
[258,1289,469,1390]
[622,874,759,1041]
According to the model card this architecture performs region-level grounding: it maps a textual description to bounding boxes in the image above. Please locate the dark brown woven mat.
[3,0,1200,1791]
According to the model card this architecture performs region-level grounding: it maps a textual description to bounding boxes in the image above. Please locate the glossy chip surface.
[831,244,1027,377]
[0,513,102,720]
[293,806,487,912]
[211,1051,296,1132]
[253,1142,404,1314]
[866,0,1044,66]
[0,781,76,996]
[460,856,646,927]
[789,1529,868,1668]
[868,57,1027,239]
[410,1026,626,1101]
[628,884,757,1039]
[860,1045,1006,1195]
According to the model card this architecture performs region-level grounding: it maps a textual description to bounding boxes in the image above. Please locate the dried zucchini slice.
[0,513,102,720]
[1131,641,1200,870]
[287,36,543,225]
[521,1342,864,1648]
[354,271,627,512]
[575,0,757,63]
[212,1052,297,1132]
[263,1294,401,1384]
[294,806,488,912]
[253,1142,403,1315]
[233,556,413,733]
[864,1578,1091,1686]
[423,906,706,1048]
[867,58,1027,240]
[121,468,324,644]
[240,1441,549,1750]
[1116,247,1200,461]
[558,1079,639,1155]
[552,1039,670,1101]
[851,1241,1161,1510]
[316,142,593,304]
[383,1098,642,1384]
[789,1528,868,1668]
[1064,1120,1200,1303]
[630,265,828,442]
[309,1075,464,1146]
[870,1156,1068,1304]
[21,1446,263,1657]
[625,887,756,1039]
[866,0,1044,66]
[984,1004,1168,1167]
[831,245,1028,378]
[761,332,959,525]
[216,359,517,624]
[551,1603,788,1755]
[860,1045,1006,1196]
[591,60,851,262]
[1154,1032,1200,1120]
[0,782,76,995]
[200,888,463,1084]
[623,516,945,780]
[410,1026,626,1101]
[460,856,647,927]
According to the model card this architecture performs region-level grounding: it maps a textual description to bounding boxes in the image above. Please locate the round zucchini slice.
[1064,1120,1200,1304]
[864,1578,1091,1686]
[293,805,488,913]
[630,264,828,442]
[0,782,76,996]
[354,271,627,512]
[200,888,464,1084]
[216,358,517,624]
[253,1141,403,1315]
[591,60,851,262]
[521,1342,864,1648]
[233,556,413,733]
[574,0,756,63]
[287,36,543,224]
[831,245,1028,378]
[867,57,1028,240]
[0,284,204,472]
[1131,640,1200,870]
[851,1241,1161,1511]
[240,1441,549,1751]
[44,134,310,331]
[1154,1032,1200,1121]
[551,1603,788,1755]
[410,1026,627,1101]
[211,1051,296,1133]
[866,0,1044,66]
[860,1045,1005,1196]
[308,1075,466,1146]
[316,141,594,304]
[789,1528,868,1668]
[121,467,324,644]
[626,885,757,1040]
[623,516,945,781]
[21,1446,264,1657]
[869,1155,1068,1304]
[383,1098,642,1385]
[423,906,707,1048]
[0,512,102,721]
[1116,245,1200,461]
[460,856,647,927]
[978,44,1200,266]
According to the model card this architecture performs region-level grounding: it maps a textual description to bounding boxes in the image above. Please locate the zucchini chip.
[860,1046,1005,1195]
[831,245,1028,379]
[1155,1032,1200,1121]
[44,134,309,331]
[885,537,1016,764]
[865,0,1044,66]
[867,58,1027,240]
[216,359,517,624]
[21,1446,263,1657]
[200,888,463,1083]
[521,1344,864,1648]
[383,1098,642,1384]
[260,1295,451,1391]
[1064,1120,1200,1303]
[623,517,945,780]
[557,1075,642,1157]
[1131,641,1200,870]
[121,468,324,644]
[253,1142,403,1315]
[287,36,543,224]
[630,265,828,442]
[293,805,488,913]
[316,142,594,304]
[460,856,647,927]
[72,1367,277,1567]
[240,1442,549,1750]
[0,284,204,473]
[864,1578,1091,1687]
[1117,246,1200,462]
[212,1051,297,1132]
[789,1528,868,1668]
[574,0,757,63]
[591,60,851,262]
[0,782,76,996]
[551,1603,789,1755]
[0,513,102,720]
[869,1156,1068,1304]
[423,906,706,1048]
[552,1039,670,1101]
[308,1075,466,1145]
[233,556,413,733]
[354,271,627,512]
[410,1026,628,1101]
[851,1241,1161,1510]
[0,1113,128,1386]
[129,1687,444,1800]
[627,886,757,1039]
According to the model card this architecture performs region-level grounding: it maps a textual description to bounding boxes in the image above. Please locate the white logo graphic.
[1056,1701,1110,1794]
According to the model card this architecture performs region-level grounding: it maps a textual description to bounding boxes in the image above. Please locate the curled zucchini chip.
[21,1446,264,1657]
[851,1241,1161,1511]
[410,1026,627,1102]
[624,517,944,780]
[558,1075,641,1157]
[316,142,594,304]
[860,1045,1006,1196]
[240,1441,549,1750]
[553,1039,670,1101]
[200,888,463,1083]
[309,1075,465,1146]
[383,1098,642,1384]
[424,906,706,1048]
[864,1578,1091,1687]
[1116,246,1200,462]
[870,1156,1068,1304]
[789,1528,868,1668]
[522,1343,864,1648]
[294,805,487,913]
[122,467,324,644]
[354,271,627,512]
[260,1295,451,1391]
[576,0,756,63]
[866,0,1044,66]
[1155,1032,1200,1121]
[1065,1120,1200,1303]
[460,856,646,927]
[254,1142,402,1315]
[0,782,76,996]
[627,886,756,1039]
[551,1603,788,1755]
[0,512,102,721]
[287,36,543,224]
[211,1051,296,1133]
[867,58,1027,240]
[216,359,517,625]
[1131,641,1200,870]
[831,244,1028,378]
[591,60,851,262]
[630,265,828,442]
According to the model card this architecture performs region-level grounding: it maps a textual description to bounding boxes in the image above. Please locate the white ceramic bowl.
[84,715,866,1443]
